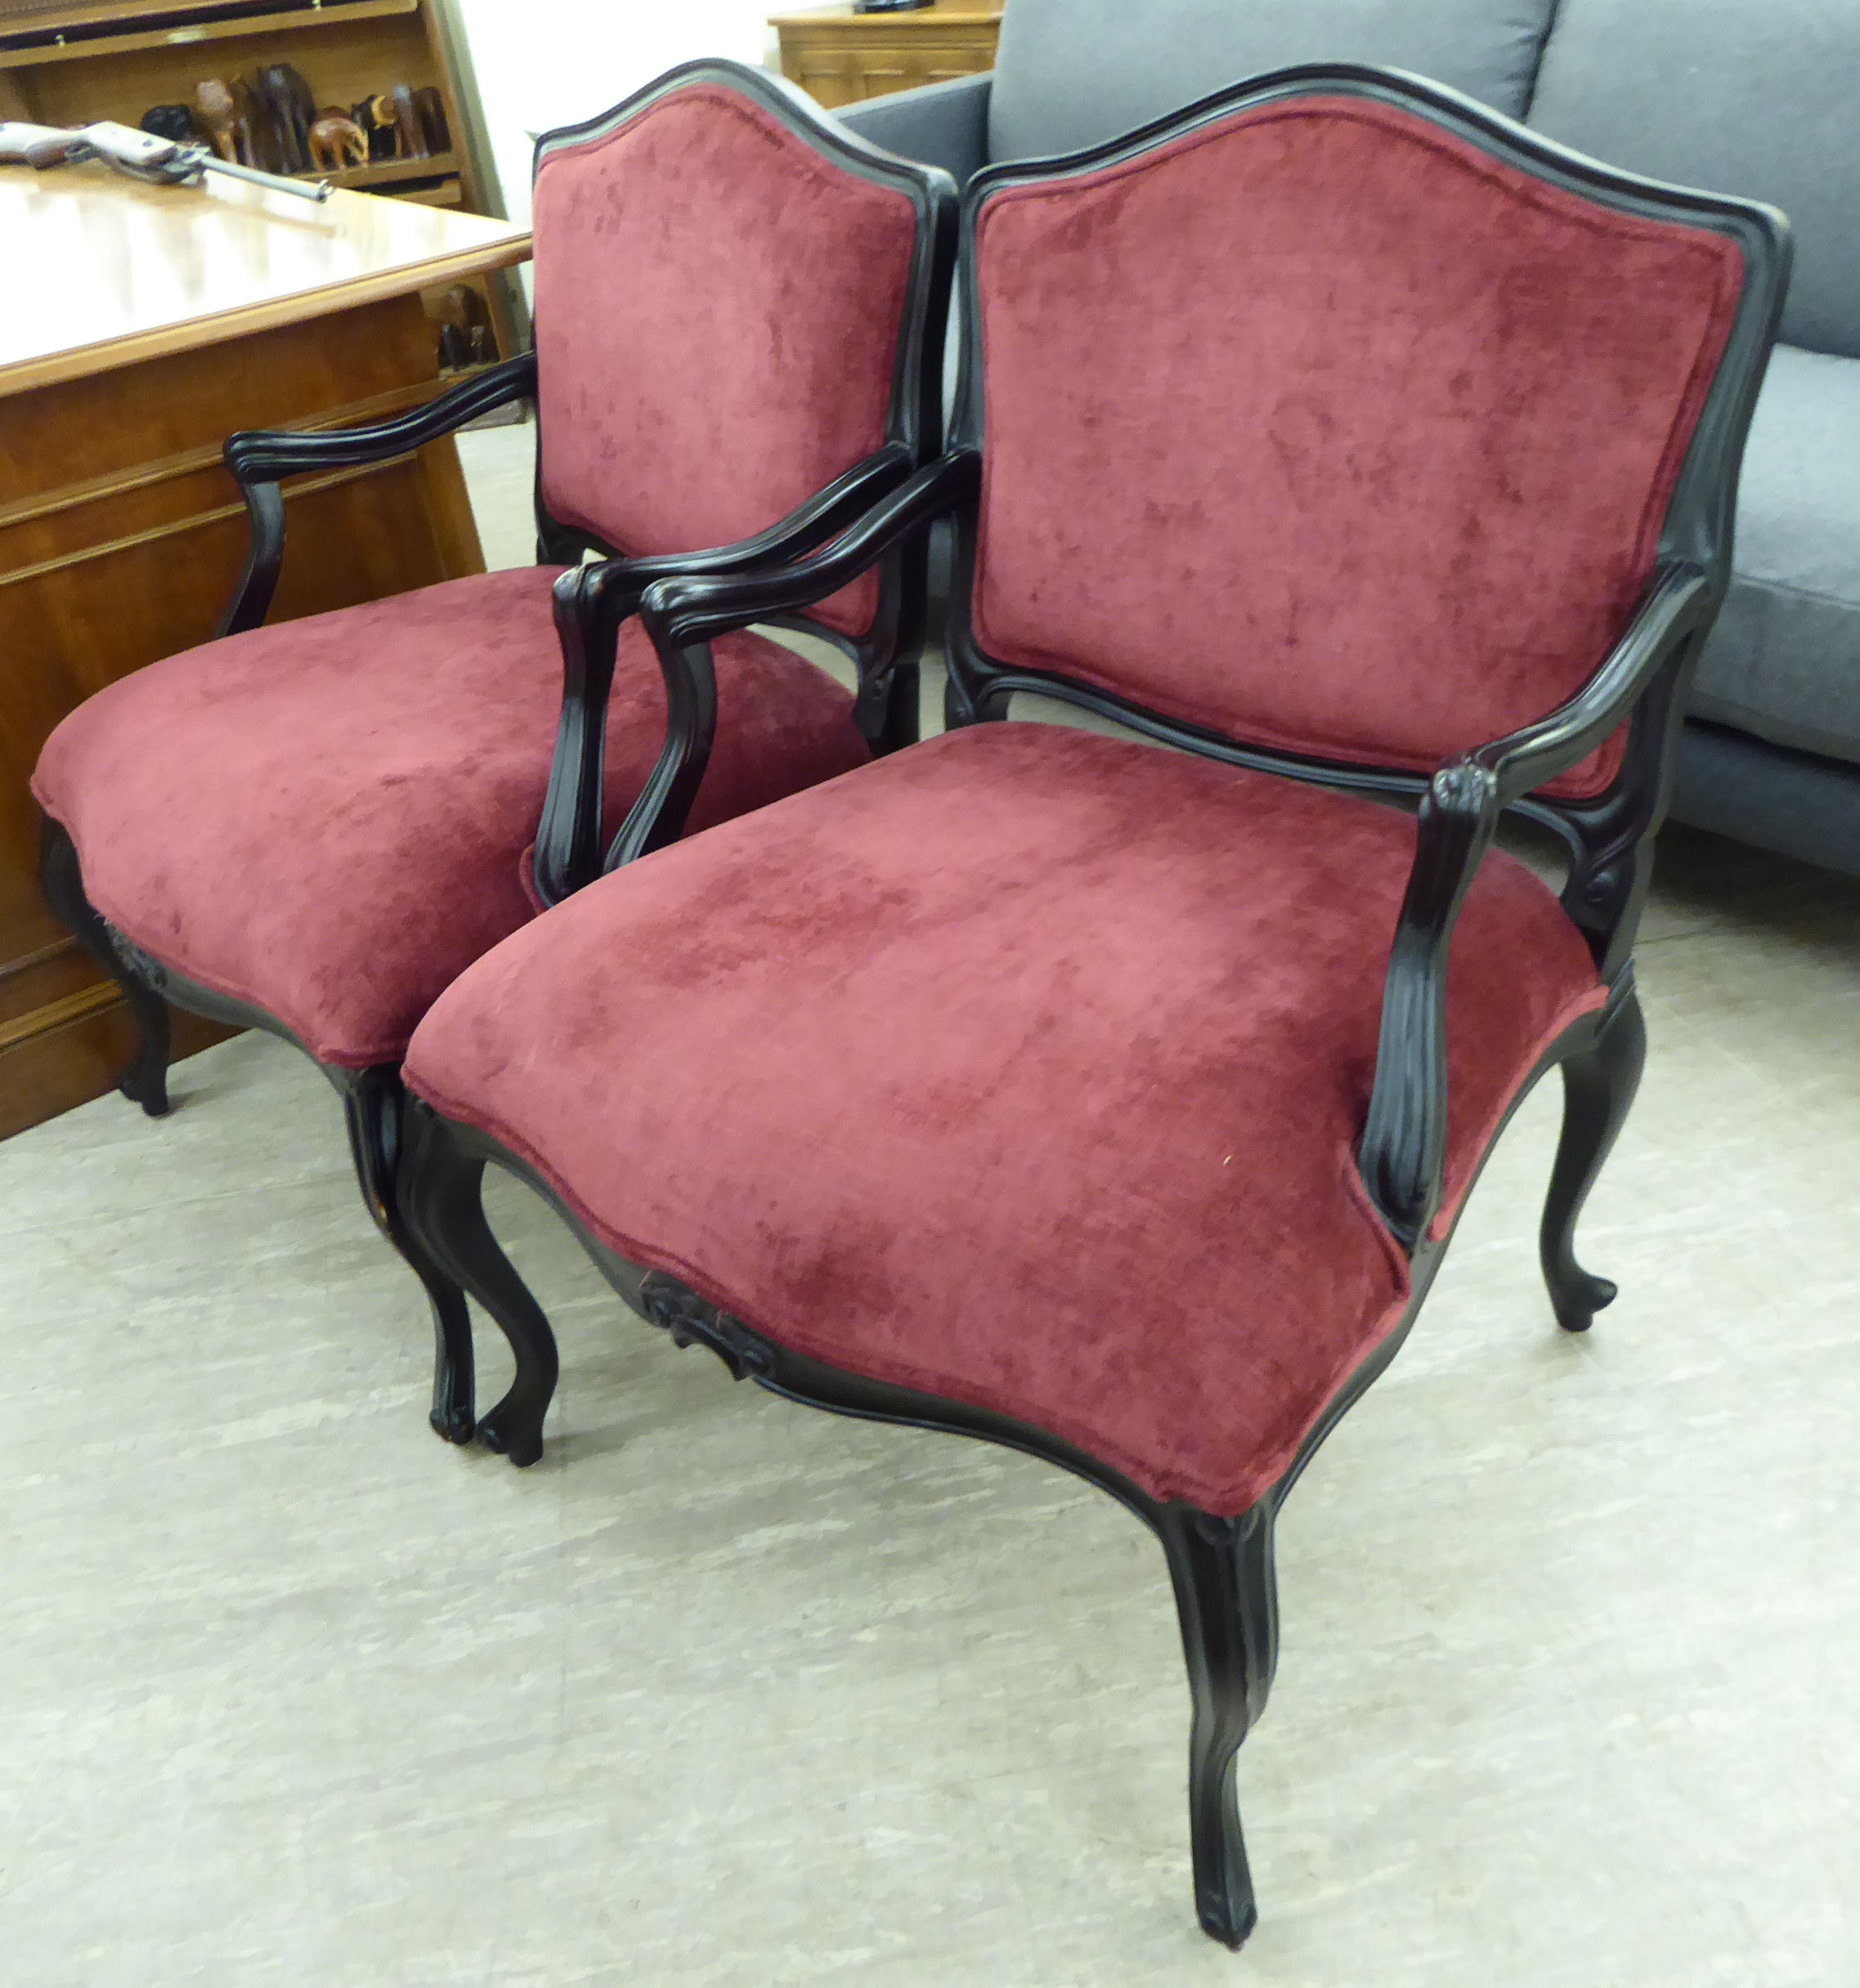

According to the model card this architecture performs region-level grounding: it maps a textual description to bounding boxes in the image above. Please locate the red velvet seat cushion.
[32,566,869,1068]
[403,723,1605,1516]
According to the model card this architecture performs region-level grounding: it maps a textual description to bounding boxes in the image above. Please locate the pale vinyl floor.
[2,419,1857,1987]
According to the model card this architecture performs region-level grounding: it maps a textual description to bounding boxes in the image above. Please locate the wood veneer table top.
[768,2,1002,25]
[0,163,531,397]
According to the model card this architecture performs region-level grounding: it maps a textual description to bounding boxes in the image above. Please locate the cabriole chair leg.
[337,1065,477,1444]
[38,815,173,1117]
[1539,983,1647,1332]
[398,1100,559,1466]
[1158,1501,1280,1949]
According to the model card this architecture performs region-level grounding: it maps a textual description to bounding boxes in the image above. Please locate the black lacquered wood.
[217,355,538,638]
[628,453,980,853]
[532,446,920,902]
[89,916,480,1446]
[37,816,170,1117]
[1539,978,1646,1332]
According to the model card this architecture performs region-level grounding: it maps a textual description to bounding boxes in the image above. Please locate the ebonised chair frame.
[397,66,1787,1947]
[37,57,957,1455]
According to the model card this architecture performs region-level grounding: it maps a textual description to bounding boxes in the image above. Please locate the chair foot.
[398,1097,559,1466]
[1158,1502,1278,1950]
[337,1065,479,1440]
[1539,986,1646,1332]
[428,1400,478,1446]
[473,1402,545,1468]
[38,814,173,1117]
[117,1059,172,1117]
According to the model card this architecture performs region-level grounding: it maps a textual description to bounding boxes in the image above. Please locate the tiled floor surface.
[2,422,1856,1986]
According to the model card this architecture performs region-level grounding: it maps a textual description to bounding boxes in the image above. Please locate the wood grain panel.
[1,262,503,1137]
[0,163,529,392]
[773,1,1002,108]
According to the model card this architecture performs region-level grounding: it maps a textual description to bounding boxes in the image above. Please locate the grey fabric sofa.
[839,0,1860,876]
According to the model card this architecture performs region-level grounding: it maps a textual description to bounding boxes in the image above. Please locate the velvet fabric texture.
[32,568,869,1068]
[404,723,1605,1516]
[532,83,920,638]
[970,96,1744,798]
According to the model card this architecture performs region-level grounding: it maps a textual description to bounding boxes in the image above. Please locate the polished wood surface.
[0,160,528,392]
[0,0,523,354]
[0,172,530,1136]
[771,0,1002,109]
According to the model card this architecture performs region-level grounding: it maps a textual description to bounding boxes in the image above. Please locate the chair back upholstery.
[953,69,1779,800]
[1526,0,1860,359]
[987,0,1557,163]
[531,64,951,638]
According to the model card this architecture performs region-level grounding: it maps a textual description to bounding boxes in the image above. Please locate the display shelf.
[0,0,415,67]
[294,145,454,189]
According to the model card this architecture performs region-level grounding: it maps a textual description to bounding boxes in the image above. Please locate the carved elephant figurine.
[348,99,388,163]
[369,83,428,161]
[194,79,252,167]
[365,92,401,159]
[307,109,369,172]
[255,62,316,173]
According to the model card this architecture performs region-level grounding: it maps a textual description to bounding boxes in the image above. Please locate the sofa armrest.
[836,72,991,186]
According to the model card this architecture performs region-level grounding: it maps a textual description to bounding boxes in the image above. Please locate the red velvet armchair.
[391,69,1786,1945]
[31,61,956,1455]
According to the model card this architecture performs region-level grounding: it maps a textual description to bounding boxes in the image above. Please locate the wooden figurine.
[256,63,316,173]
[412,85,450,154]
[307,108,369,172]
[348,99,387,163]
[194,79,252,167]
[432,284,491,369]
[231,75,273,169]
[365,92,404,159]
[140,105,196,146]
[392,83,426,160]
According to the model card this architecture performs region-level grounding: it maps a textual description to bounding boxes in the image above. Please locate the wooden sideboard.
[771,1,1002,110]
[0,161,531,1138]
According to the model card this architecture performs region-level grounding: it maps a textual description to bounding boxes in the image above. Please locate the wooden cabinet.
[0,163,531,1138]
[771,1,1002,110]
[0,0,521,352]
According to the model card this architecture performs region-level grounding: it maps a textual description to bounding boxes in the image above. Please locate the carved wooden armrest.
[214,354,538,638]
[1356,562,1714,1245]
[530,442,923,906]
[603,450,981,872]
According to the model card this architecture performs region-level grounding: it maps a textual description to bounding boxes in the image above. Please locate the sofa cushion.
[1527,0,1860,358]
[1690,346,1860,767]
[404,721,1606,1518]
[33,567,869,1069]
[969,92,1743,798]
[988,0,1558,163]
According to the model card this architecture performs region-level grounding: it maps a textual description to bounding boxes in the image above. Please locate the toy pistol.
[0,119,331,202]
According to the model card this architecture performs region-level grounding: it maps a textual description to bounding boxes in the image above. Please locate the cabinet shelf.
[297,146,455,190]
[0,0,415,68]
